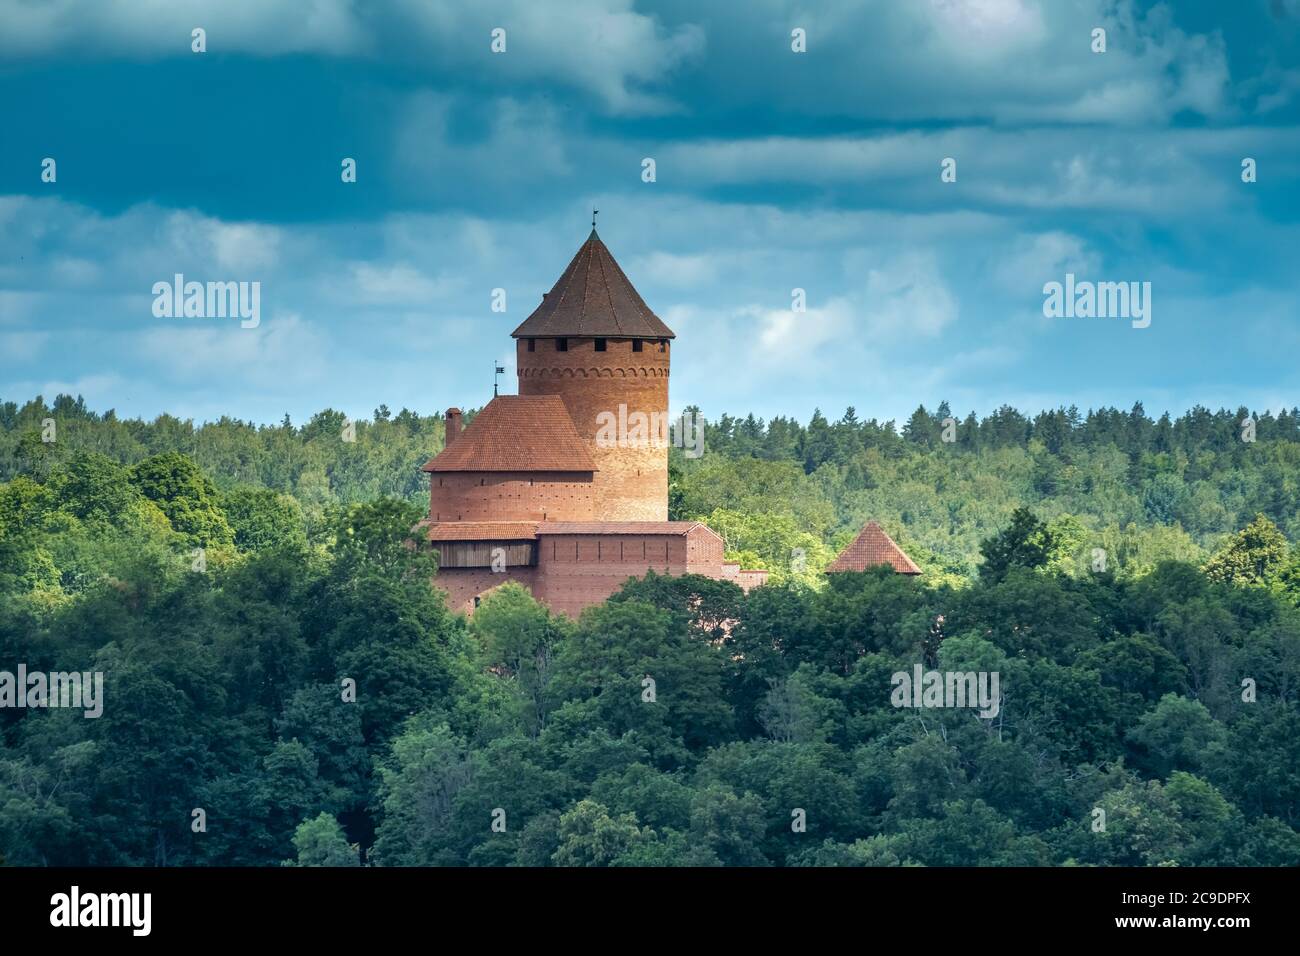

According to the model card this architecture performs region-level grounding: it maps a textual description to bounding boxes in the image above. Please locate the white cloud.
[664,0,1232,125]
[0,0,704,114]
[860,252,958,339]
[0,0,366,57]
[754,298,851,358]
[995,232,1099,292]
[393,93,572,198]
[347,263,451,305]
[389,0,704,113]
[921,0,1048,59]
[138,312,328,389]
[629,252,717,288]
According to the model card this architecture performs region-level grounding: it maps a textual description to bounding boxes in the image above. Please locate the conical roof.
[511,230,675,339]
[826,521,922,575]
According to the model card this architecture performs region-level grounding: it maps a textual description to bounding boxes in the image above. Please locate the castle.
[418,228,768,617]
[419,228,917,618]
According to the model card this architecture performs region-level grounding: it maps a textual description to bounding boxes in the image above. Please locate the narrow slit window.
[594,338,606,352]
[527,338,536,352]
[557,338,568,352]
[632,339,643,353]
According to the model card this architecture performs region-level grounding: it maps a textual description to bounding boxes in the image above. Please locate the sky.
[1,0,1298,429]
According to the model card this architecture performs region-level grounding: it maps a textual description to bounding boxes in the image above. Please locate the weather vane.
[592,207,599,230]
[494,363,506,397]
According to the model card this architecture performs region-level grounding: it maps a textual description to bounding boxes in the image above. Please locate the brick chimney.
[445,407,462,446]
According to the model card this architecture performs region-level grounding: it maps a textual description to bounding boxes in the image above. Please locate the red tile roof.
[511,230,675,340]
[826,521,922,575]
[423,521,539,541]
[421,395,596,473]
[534,521,711,537]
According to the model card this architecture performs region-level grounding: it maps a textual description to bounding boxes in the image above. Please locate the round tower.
[512,230,675,521]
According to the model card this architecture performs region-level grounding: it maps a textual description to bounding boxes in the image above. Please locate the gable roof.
[423,521,539,541]
[826,521,922,575]
[420,395,596,473]
[511,230,675,340]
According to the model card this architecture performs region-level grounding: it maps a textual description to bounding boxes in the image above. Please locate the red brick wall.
[434,566,540,616]
[535,527,760,612]
[517,337,669,521]
[435,527,752,619]
[685,527,725,572]
[534,531,693,618]
[428,470,596,522]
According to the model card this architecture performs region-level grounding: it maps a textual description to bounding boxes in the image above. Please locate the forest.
[0,393,1297,866]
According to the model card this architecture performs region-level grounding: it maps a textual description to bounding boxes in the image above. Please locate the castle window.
[632,339,643,353]
[557,338,568,352]
[594,338,606,352]
[474,596,481,608]
[527,338,536,352]
[658,339,667,352]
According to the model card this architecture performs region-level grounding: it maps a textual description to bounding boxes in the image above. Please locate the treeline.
[674,401,1300,585]
[707,401,1300,463]
[6,394,1300,588]
[0,442,1297,865]
[0,395,448,516]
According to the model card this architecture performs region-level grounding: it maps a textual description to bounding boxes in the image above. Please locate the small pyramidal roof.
[511,229,675,340]
[826,521,922,575]
[421,395,596,473]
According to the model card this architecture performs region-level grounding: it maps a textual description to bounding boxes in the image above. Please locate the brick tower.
[511,229,674,521]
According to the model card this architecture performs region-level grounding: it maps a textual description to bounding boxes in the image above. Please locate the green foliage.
[221,486,307,552]
[979,507,1054,581]
[1,396,1298,867]
[130,453,235,548]
[552,799,650,866]
[285,812,361,867]
[1204,513,1290,588]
